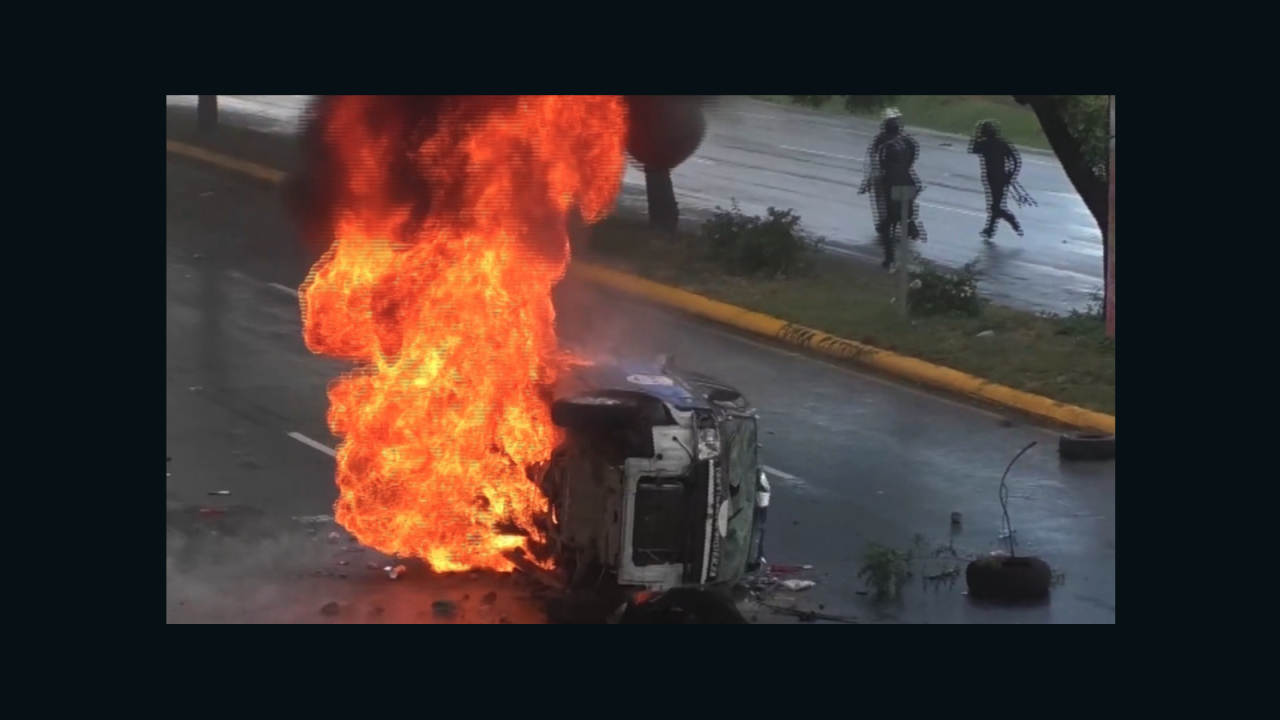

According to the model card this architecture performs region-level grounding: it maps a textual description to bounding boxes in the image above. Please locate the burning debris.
[292,96,627,574]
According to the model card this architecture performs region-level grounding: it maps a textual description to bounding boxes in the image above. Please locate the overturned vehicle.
[531,355,769,603]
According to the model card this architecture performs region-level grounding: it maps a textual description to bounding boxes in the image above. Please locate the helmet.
[882,107,902,121]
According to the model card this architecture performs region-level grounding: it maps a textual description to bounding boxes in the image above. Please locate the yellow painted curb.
[166,140,1116,435]
[167,140,286,183]
[571,264,1115,434]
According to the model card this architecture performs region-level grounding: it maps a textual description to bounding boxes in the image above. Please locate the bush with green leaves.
[700,200,824,277]
[906,255,984,318]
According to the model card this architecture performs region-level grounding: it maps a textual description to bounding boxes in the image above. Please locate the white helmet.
[882,107,902,121]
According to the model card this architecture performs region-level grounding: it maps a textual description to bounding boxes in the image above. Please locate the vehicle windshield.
[723,416,758,491]
[717,415,758,580]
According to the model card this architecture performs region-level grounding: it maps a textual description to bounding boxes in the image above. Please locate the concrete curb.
[165,140,1115,435]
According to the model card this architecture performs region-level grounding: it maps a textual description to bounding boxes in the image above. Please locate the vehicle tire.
[1058,432,1116,461]
[965,556,1053,602]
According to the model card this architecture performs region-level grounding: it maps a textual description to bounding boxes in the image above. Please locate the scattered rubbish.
[431,599,458,618]
[328,531,342,544]
[760,602,859,624]
[337,573,347,579]
[367,562,380,570]
[189,386,202,392]
[480,591,498,606]
[385,564,407,580]
[193,254,204,260]
[320,601,342,617]
[199,191,215,197]
[998,527,1017,541]
[197,507,225,516]
[167,456,172,462]
[779,579,817,591]
[335,560,348,566]
[208,490,231,496]
[950,511,963,525]
[939,141,954,147]
[166,473,171,478]
[975,330,995,338]
[768,564,813,574]
[998,418,1015,428]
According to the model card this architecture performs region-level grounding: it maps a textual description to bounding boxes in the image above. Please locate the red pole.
[1105,95,1115,338]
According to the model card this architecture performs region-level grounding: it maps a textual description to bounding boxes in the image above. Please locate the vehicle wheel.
[1058,432,1115,461]
[965,556,1052,602]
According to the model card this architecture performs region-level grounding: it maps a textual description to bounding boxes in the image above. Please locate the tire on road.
[1058,432,1116,461]
[965,556,1053,602]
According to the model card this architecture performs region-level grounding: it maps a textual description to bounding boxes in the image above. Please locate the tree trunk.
[197,95,218,134]
[644,166,679,234]
[1013,95,1110,319]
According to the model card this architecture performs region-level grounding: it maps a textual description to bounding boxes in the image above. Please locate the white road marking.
[778,144,861,163]
[919,201,986,218]
[292,514,334,523]
[269,282,300,297]
[288,431,335,456]
[762,465,798,481]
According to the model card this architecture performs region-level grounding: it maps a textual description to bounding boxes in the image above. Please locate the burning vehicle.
[535,354,769,595]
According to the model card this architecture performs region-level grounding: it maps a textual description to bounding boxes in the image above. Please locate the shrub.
[700,200,824,277]
[907,255,984,318]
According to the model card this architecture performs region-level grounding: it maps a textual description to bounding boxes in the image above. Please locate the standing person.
[969,120,1025,241]
[863,108,925,270]
[859,108,898,241]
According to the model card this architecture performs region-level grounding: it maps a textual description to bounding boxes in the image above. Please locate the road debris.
[951,511,963,525]
[367,562,380,570]
[779,579,817,591]
[431,599,458,618]
[975,330,995,338]
[480,591,498,607]
[197,507,225,516]
[335,560,348,566]
[385,564,407,580]
[760,602,859,624]
[320,601,342,617]
[768,564,813,574]
[327,531,342,544]
[208,490,231,496]
[189,386,203,392]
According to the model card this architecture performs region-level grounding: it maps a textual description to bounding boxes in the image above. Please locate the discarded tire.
[965,556,1052,602]
[1058,432,1115,461]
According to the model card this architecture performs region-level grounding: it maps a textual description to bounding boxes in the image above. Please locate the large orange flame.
[299,96,627,572]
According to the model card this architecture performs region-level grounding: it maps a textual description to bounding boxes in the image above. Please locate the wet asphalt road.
[165,153,1116,624]
[165,95,1102,316]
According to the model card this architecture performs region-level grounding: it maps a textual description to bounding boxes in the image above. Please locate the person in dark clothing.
[969,120,1025,241]
[860,108,925,269]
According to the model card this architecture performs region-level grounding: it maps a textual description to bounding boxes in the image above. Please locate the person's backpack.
[878,136,915,186]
